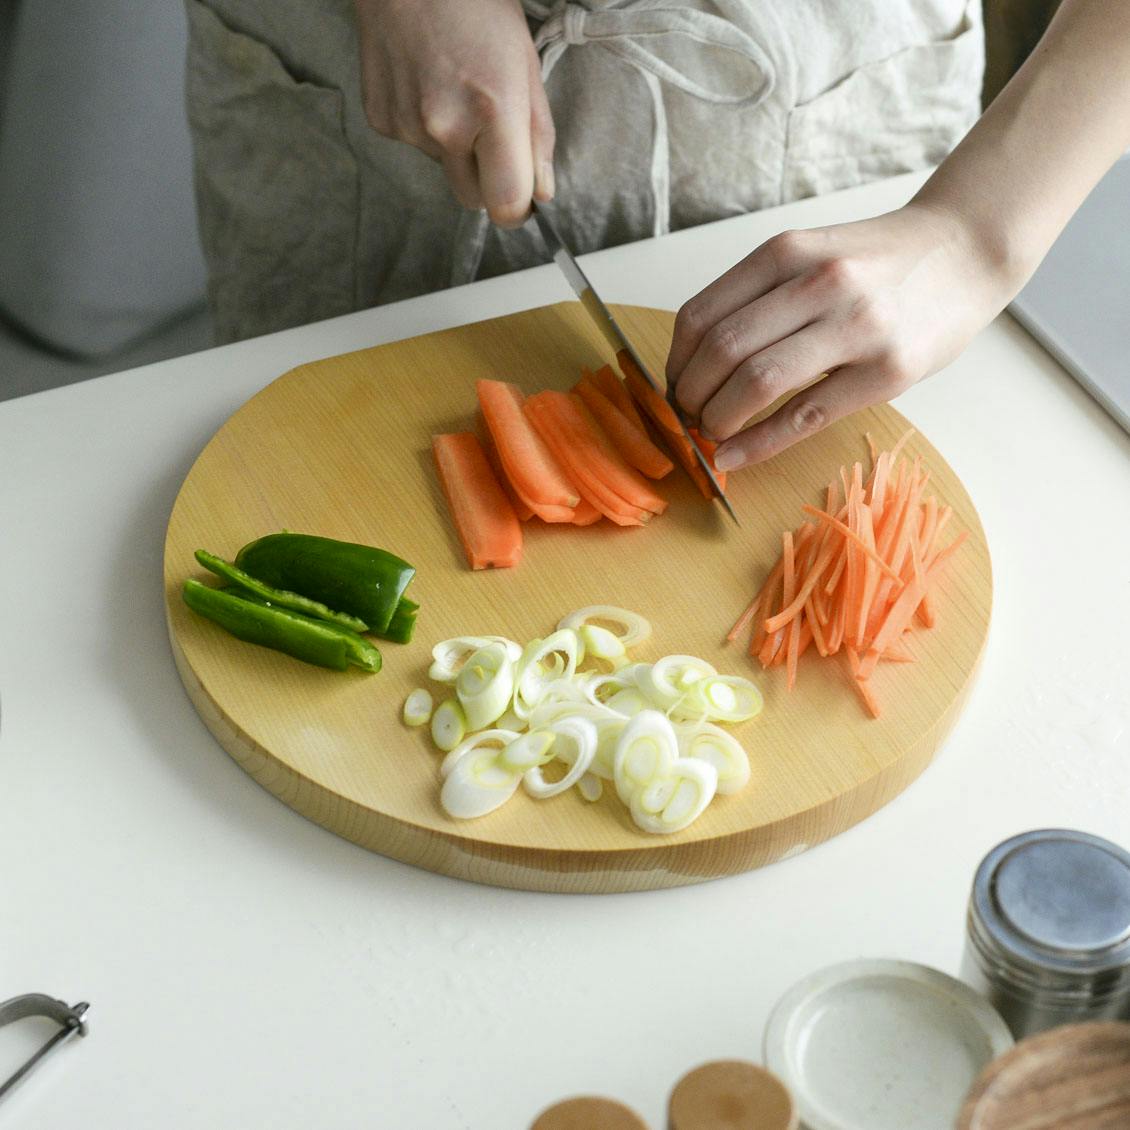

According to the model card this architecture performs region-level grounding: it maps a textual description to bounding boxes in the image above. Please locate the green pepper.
[183,579,382,672]
[194,549,369,633]
[379,597,418,644]
[235,533,414,634]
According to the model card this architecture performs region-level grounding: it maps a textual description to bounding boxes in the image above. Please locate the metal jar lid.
[969,829,1130,996]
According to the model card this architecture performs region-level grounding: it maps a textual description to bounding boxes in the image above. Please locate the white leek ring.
[557,606,652,649]
[455,642,515,731]
[523,715,597,799]
[629,759,717,834]
[512,629,579,719]
[430,698,467,753]
[675,722,751,795]
[440,747,522,819]
[439,728,520,779]
[403,688,434,728]
[429,636,521,683]
[612,709,680,806]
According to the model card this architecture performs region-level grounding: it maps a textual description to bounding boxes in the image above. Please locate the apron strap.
[530,0,776,237]
[451,0,775,284]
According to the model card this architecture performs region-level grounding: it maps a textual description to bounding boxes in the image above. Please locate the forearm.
[914,0,1130,289]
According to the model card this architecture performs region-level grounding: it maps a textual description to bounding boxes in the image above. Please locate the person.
[185,0,1130,471]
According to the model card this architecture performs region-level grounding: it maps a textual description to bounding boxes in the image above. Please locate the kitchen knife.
[531,202,739,525]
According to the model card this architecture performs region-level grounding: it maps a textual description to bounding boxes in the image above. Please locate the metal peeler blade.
[0,994,89,1103]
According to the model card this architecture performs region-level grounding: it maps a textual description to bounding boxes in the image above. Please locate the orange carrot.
[432,432,523,570]
[591,363,647,431]
[618,350,718,500]
[479,420,535,523]
[529,390,668,515]
[571,498,603,526]
[728,434,966,718]
[574,376,675,480]
[477,380,579,511]
[523,397,651,526]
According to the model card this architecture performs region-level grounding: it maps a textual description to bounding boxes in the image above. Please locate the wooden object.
[164,302,992,893]
[957,1021,1130,1129]
[668,1060,797,1130]
[530,1096,650,1130]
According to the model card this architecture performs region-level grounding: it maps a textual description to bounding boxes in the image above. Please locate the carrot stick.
[618,351,717,500]
[750,560,784,658]
[591,363,647,431]
[476,380,579,510]
[574,377,675,480]
[529,390,669,515]
[479,421,535,522]
[523,397,650,526]
[845,647,882,718]
[432,433,523,570]
[570,499,603,526]
[803,505,902,582]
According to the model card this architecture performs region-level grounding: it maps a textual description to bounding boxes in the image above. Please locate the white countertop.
[2,171,1128,1129]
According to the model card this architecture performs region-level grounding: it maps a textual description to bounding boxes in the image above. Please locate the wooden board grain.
[163,303,992,893]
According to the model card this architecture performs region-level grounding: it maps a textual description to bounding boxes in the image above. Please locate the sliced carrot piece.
[529,390,668,515]
[523,397,649,526]
[479,421,535,523]
[432,432,522,570]
[688,428,728,493]
[591,363,647,431]
[476,379,579,510]
[845,647,882,718]
[570,498,603,526]
[802,505,901,582]
[574,376,675,480]
[618,350,717,500]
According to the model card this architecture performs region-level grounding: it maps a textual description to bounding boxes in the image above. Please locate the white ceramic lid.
[763,959,1013,1130]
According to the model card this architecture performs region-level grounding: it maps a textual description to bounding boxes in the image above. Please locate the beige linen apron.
[185,0,983,344]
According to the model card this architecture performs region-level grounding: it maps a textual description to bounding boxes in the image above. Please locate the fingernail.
[536,160,555,201]
[714,446,743,472]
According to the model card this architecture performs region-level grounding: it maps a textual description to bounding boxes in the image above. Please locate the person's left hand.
[665,201,1017,471]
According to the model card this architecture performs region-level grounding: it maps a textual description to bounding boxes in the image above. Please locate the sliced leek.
[676,722,751,795]
[558,606,652,649]
[523,715,597,799]
[403,688,434,727]
[455,642,515,731]
[412,607,761,833]
[430,697,467,752]
[440,746,522,819]
[429,635,521,683]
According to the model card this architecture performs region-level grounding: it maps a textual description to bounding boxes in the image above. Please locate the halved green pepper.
[235,533,414,634]
[381,597,418,644]
[183,579,382,672]
[194,549,369,632]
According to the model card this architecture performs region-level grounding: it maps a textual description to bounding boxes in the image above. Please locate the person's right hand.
[354,0,555,227]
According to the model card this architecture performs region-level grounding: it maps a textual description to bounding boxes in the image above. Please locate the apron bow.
[528,0,776,236]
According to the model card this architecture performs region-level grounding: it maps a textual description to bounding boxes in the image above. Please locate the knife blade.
[531,202,739,525]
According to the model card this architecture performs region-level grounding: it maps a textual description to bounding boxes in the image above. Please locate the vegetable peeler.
[0,994,89,1103]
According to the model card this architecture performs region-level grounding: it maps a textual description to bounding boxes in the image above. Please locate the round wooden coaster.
[956,1020,1130,1129]
[530,1095,650,1130]
[668,1060,797,1130]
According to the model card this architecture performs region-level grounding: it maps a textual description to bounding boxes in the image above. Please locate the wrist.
[904,190,1035,302]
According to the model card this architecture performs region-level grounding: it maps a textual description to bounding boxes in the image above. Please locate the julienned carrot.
[476,379,579,511]
[432,432,522,570]
[591,363,647,431]
[729,434,966,718]
[574,376,675,480]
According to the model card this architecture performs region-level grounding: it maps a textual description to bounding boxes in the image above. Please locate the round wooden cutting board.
[164,303,991,893]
